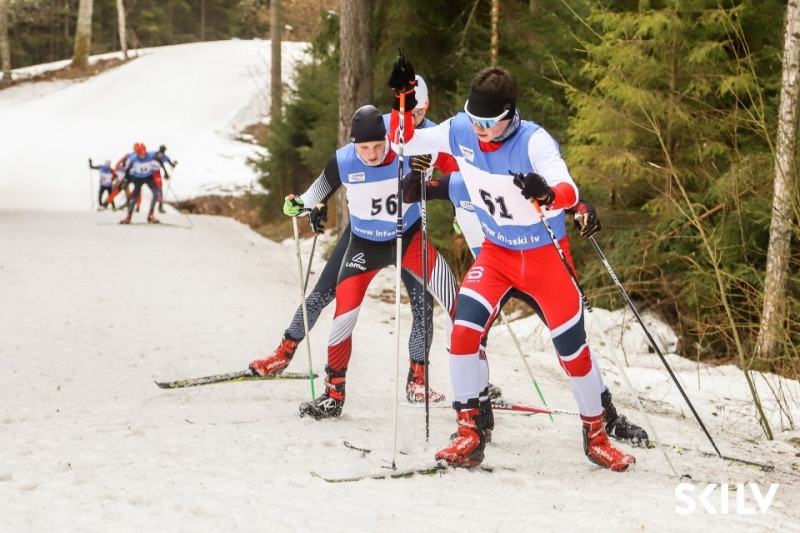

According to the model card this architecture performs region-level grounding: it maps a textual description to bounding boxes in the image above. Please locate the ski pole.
[495,309,554,422]
[588,318,680,477]
[304,232,319,293]
[292,209,316,400]
[165,176,194,229]
[531,201,592,312]
[588,235,722,457]
[532,201,682,466]
[466,246,553,421]
[419,165,430,441]
[88,166,95,210]
[391,51,409,469]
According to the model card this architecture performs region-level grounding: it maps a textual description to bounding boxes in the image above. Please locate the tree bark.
[116,0,128,60]
[756,0,800,360]
[270,0,282,121]
[491,0,499,66]
[336,0,373,236]
[0,0,10,85]
[72,0,94,68]
[200,0,206,41]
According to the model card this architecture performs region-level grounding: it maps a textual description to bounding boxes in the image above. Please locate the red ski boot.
[582,413,636,471]
[249,336,299,376]
[120,214,132,225]
[406,361,446,403]
[147,213,160,224]
[435,406,487,467]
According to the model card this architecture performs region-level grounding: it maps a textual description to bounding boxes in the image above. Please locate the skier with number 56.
[281,104,459,420]
[388,57,635,471]
[250,76,463,407]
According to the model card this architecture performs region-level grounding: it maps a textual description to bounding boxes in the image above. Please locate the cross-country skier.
[106,150,134,209]
[89,158,115,209]
[120,143,161,225]
[278,104,460,420]
[249,76,461,405]
[388,58,636,470]
[403,168,649,447]
[153,145,177,214]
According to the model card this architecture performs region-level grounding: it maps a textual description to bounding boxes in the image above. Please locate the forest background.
[2,0,798,397]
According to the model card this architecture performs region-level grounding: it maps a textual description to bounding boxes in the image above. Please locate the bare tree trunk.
[72,0,94,68]
[0,0,10,85]
[756,0,800,360]
[200,0,206,41]
[529,0,537,16]
[116,0,128,60]
[490,0,499,66]
[336,0,373,236]
[270,0,282,121]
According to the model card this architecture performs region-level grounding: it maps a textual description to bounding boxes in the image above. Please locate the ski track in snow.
[1,42,799,533]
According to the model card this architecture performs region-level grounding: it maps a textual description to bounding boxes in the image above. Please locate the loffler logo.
[674,483,779,515]
[348,172,366,182]
[345,252,367,272]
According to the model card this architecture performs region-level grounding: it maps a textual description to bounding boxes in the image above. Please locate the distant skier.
[88,158,115,209]
[152,145,177,214]
[120,143,161,225]
[106,152,134,209]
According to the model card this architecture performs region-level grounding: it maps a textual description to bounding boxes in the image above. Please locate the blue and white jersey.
[98,165,114,187]
[446,114,566,250]
[336,144,420,242]
[126,151,160,178]
[393,113,576,251]
[448,172,484,256]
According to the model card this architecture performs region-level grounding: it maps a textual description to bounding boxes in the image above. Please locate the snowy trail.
[0,41,307,211]
[1,209,798,532]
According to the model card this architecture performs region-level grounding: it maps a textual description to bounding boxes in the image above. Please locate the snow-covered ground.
[0,40,307,209]
[1,42,799,532]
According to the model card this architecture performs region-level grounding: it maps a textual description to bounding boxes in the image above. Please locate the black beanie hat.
[350,105,386,143]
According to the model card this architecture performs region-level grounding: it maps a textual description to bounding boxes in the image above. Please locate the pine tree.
[566,0,787,363]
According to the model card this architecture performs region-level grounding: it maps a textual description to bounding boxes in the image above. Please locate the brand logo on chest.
[459,145,474,162]
[348,172,366,182]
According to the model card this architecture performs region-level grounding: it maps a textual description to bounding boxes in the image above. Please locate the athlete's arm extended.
[389,111,454,157]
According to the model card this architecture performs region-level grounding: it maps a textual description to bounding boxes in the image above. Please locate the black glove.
[308,203,328,234]
[511,171,555,205]
[88,158,93,168]
[388,55,417,111]
[164,171,170,180]
[172,160,178,167]
[401,171,422,203]
[569,200,601,238]
[409,154,432,175]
